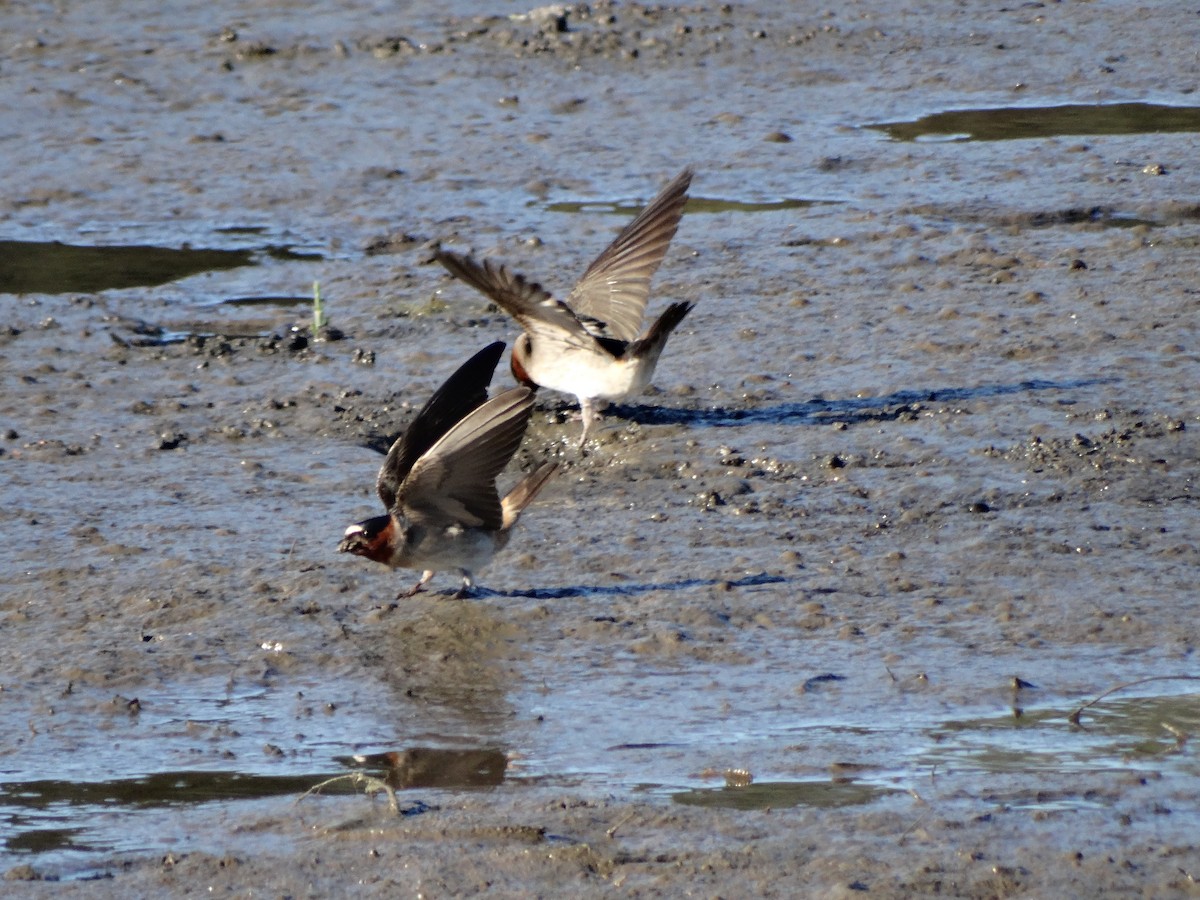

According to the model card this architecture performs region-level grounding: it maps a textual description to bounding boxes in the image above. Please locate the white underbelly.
[393,526,497,573]
[529,348,648,402]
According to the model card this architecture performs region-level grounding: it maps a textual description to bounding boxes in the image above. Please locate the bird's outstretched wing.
[396,386,535,532]
[565,168,693,343]
[376,341,505,511]
[436,250,602,357]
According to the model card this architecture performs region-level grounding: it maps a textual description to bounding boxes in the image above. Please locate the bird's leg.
[398,570,435,599]
[578,397,599,447]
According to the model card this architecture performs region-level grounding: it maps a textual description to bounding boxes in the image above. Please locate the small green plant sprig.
[311,280,327,337]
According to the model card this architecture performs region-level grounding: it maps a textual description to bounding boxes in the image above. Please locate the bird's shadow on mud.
[614,376,1113,429]
[358,378,1110,454]
[487,571,788,600]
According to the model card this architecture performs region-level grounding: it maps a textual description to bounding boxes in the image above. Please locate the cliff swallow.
[338,341,556,598]
[434,168,695,445]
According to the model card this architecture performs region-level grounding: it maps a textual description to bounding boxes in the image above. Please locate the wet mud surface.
[2,0,1199,895]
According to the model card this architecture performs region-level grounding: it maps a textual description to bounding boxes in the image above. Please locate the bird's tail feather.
[630,301,693,363]
[501,462,558,531]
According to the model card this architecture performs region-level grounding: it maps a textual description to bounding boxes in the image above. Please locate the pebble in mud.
[155,431,188,450]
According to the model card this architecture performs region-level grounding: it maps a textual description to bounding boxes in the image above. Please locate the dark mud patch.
[502,571,787,601]
[108,319,344,356]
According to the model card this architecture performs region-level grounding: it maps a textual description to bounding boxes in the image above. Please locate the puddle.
[203,294,316,309]
[0,772,325,861]
[3,658,1198,874]
[0,240,322,296]
[214,225,269,236]
[544,196,830,215]
[867,102,1200,142]
[0,652,518,873]
[672,780,895,811]
[342,748,508,789]
[0,746,507,863]
[0,241,254,295]
[263,246,324,263]
[917,693,1200,781]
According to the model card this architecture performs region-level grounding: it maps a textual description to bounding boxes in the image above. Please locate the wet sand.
[1,0,1199,895]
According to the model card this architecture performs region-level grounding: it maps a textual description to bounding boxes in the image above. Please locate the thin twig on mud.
[1067,675,1200,726]
[297,772,400,816]
[606,811,636,839]
[899,789,933,839]
[1161,721,1190,752]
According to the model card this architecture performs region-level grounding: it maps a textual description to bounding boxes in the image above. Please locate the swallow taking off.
[338,341,556,598]
[434,168,695,446]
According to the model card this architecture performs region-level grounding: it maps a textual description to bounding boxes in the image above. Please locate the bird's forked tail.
[501,462,558,532]
[630,301,694,365]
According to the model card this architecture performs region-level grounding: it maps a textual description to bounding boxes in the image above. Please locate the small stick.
[298,773,400,816]
[1067,675,1200,726]
[606,811,636,839]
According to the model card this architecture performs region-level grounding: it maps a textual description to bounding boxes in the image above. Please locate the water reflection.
[919,693,1200,777]
[868,102,1200,142]
[673,779,894,810]
[0,241,254,295]
[0,240,321,295]
[546,196,834,215]
[344,747,508,789]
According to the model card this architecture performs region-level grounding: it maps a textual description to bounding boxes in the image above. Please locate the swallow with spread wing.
[435,168,695,446]
[338,341,556,598]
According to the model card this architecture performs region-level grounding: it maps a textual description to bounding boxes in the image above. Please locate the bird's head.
[338,515,395,564]
[510,334,539,389]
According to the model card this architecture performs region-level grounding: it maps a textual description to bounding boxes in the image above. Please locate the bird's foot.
[397,570,435,599]
[449,571,478,600]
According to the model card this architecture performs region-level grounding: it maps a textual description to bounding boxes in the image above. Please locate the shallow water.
[545,195,833,216]
[867,102,1200,143]
[3,660,1196,874]
[0,241,262,295]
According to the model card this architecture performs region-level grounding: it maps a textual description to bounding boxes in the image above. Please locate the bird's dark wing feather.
[436,250,600,355]
[375,341,505,510]
[397,387,535,532]
[565,168,693,343]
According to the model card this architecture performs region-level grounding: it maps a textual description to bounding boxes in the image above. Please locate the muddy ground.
[1,0,1199,896]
